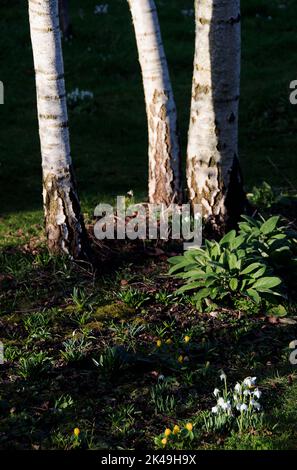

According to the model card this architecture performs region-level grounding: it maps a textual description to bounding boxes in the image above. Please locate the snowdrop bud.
[220,372,227,382]
[243,389,251,396]
[253,388,262,399]
[234,383,242,393]
[240,404,248,412]
[212,406,218,414]
[213,388,220,397]
[243,377,252,388]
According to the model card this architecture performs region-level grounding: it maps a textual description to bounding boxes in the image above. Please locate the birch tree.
[28,0,89,258]
[128,0,182,205]
[187,0,245,235]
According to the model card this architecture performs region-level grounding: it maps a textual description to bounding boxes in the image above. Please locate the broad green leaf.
[267,305,287,317]
[176,282,202,294]
[246,288,261,304]
[220,230,236,246]
[252,276,282,290]
[260,216,279,235]
[240,262,262,275]
[229,278,238,291]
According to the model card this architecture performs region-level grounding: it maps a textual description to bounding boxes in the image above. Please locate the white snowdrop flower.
[243,376,256,388]
[236,403,241,411]
[94,4,109,15]
[158,374,165,381]
[221,401,231,411]
[243,389,251,396]
[250,399,261,410]
[218,397,225,408]
[220,372,227,382]
[234,383,242,393]
[240,404,248,412]
[253,388,262,399]
[212,406,219,414]
[213,388,220,397]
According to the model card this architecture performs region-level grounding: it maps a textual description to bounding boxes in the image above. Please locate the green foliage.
[60,337,92,363]
[109,321,146,352]
[108,404,138,437]
[117,288,150,309]
[54,394,75,412]
[247,182,278,209]
[23,312,51,340]
[92,346,125,380]
[17,351,52,379]
[150,377,177,416]
[238,215,297,280]
[169,224,284,310]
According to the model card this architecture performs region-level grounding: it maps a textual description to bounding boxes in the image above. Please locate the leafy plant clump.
[169,215,296,311]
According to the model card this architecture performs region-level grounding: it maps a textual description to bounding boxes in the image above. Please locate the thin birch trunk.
[59,0,72,40]
[187,0,245,235]
[128,0,182,205]
[28,0,89,258]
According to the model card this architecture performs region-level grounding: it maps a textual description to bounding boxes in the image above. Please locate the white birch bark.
[28,0,88,258]
[187,0,244,234]
[128,0,182,205]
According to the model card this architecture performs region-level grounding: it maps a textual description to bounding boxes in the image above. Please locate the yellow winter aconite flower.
[173,425,180,434]
[184,335,190,343]
[73,428,80,437]
[185,423,193,432]
[156,339,162,348]
[178,355,184,363]
[165,338,172,345]
[164,428,171,437]
[161,437,167,446]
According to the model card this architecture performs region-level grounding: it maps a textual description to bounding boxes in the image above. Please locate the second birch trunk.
[187,0,245,235]
[128,0,182,205]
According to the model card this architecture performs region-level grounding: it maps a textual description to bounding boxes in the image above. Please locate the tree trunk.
[59,0,72,40]
[186,0,245,236]
[128,0,182,205]
[28,0,89,259]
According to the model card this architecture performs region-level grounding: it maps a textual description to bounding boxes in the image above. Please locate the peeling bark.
[128,0,182,205]
[187,0,246,236]
[28,0,89,258]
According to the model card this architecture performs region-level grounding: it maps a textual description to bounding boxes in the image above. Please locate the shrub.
[169,227,283,310]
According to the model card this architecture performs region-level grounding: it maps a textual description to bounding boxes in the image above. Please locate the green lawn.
[0,0,297,451]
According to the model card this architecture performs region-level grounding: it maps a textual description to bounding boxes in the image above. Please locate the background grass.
[0,0,296,222]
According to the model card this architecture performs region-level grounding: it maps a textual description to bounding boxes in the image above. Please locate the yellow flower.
[156,339,162,348]
[161,437,167,446]
[164,428,171,437]
[165,338,172,345]
[184,335,190,343]
[73,427,80,437]
[185,423,193,432]
[178,355,184,363]
[173,425,180,435]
